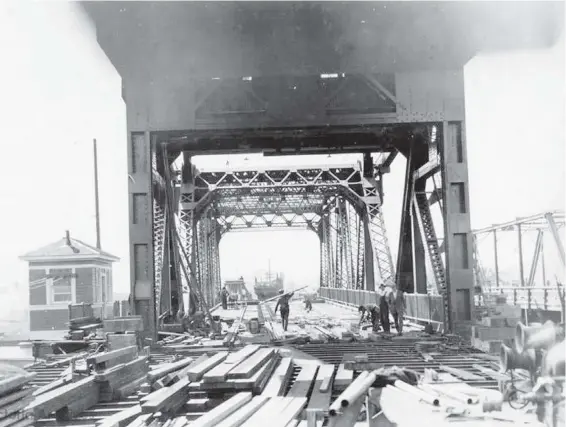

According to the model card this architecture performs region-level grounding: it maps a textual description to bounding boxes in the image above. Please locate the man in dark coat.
[275,290,294,331]
[220,286,229,310]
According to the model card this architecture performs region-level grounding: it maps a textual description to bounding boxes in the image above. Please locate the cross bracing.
[161,161,395,314]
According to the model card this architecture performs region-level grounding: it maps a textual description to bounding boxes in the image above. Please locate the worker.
[220,286,229,310]
[386,286,404,335]
[378,284,391,333]
[394,289,405,335]
[358,304,380,332]
[275,290,294,332]
[304,296,313,312]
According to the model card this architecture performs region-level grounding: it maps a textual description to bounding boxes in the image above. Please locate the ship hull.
[254,285,283,301]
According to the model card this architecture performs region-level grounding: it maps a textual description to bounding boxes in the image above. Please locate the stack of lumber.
[66,316,102,340]
[0,369,36,427]
[472,295,521,353]
[171,392,307,427]
[191,345,280,394]
[65,304,103,340]
[88,345,149,402]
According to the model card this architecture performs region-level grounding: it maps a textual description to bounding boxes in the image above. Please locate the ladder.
[413,191,450,331]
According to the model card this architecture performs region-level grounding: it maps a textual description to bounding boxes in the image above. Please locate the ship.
[254,262,284,301]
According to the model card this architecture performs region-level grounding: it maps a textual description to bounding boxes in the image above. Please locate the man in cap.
[358,304,380,332]
[378,283,391,333]
[275,289,294,331]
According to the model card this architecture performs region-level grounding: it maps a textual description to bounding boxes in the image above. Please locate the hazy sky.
[0,2,563,310]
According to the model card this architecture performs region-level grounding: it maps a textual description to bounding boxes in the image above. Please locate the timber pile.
[66,303,103,340]
[88,345,149,402]
[0,368,36,427]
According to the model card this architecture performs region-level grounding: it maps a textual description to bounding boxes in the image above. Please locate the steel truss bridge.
[82,1,564,340]
[148,121,462,338]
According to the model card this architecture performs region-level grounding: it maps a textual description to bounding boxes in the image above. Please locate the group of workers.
[358,283,405,335]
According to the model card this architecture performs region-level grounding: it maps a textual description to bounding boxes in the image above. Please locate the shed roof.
[20,232,119,263]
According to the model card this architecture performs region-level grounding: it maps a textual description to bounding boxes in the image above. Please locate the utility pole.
[94,139,106,320]
[94,139,101,250]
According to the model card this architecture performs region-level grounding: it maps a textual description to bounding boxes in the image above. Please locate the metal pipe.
[421,383,474,404]
[340,371,377,408]
[259,286,308,304]
[329,371,369,416]
[393,380,440,406]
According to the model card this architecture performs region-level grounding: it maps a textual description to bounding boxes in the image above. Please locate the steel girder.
[172,162,393,303]
[472,211,565,291]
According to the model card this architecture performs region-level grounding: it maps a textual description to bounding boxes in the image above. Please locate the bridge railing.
[319,287,444,325]
[483,287,564,311]
[320,286,565,324]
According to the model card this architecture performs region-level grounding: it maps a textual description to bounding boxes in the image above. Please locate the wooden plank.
[333,364,352,391]
[196,355,279,392]
[0,397,33,422]
[155,355,209,390]
[190,392,252,427]
[187,352,228,382]
[262,358,293,397]
[1,387,33,405]
[33,375,72,397]
[115,376,147,399]
[148,357,194,383]
[439,365,484,381]
[274,398,308,427]
[28,376,99,419]
[244,397,294,426]
[0,374,35,396]
[472,364,510,381]
[306,364,334,415]
[96,404,142,427]
[142,378,191,414]
[87,346,137,366]
[287,365,318,398]
[0,415,33,427]
[215,396,269,427]
[227,348,275,379]
[103,317,144,333]
[203,346,260,383]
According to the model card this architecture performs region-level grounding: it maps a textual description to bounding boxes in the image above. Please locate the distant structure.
[223,276,252,301]
[20,231,119,340]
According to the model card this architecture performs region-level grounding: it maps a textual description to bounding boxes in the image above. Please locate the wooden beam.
[306,364,334,416]
[87,346,138,370]
[141,378,191,414]
[287,365,318,398]
[227,348,275,379]
[148,357,194,383]
[0,374,35,396]
[187,352,228,382]
[28,376,99,420]
[203,345,260,383]
[261,358,293,397]
[274,398,308,427]
[334,364,353,391]
[439,366,484,381]
[189,392,252,427]
[96,404,142,427]
[33,375,72,397]
[215,396,269,427]
[103,317,144,333]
